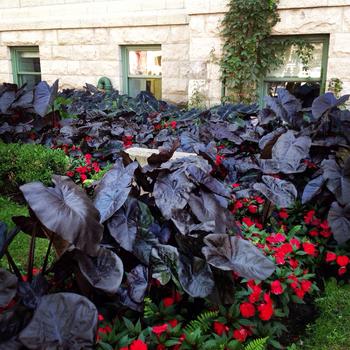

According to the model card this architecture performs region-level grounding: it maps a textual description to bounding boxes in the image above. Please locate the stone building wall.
[0,0,349,105]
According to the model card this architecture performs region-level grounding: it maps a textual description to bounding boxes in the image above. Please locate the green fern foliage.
[185,311,219,333]
[244,337,269,350]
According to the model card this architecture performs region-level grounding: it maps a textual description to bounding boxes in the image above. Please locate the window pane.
[266,81,320,108]
[18,51,41,73]
[267,43,323,79]
[128,78,162,99]
[18,74,41,88]
[128,50,162,76]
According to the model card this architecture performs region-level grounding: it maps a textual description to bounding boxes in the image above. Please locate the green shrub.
[0,142,69,194]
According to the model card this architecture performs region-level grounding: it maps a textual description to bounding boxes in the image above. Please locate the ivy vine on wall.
[220,0,314,103]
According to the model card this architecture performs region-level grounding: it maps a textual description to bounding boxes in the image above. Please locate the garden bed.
[0,81,349,350]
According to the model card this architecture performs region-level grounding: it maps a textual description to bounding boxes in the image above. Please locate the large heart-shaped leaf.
[154,169,195,220]
[151,244,179,285]
[328,202,350,245]
[302,175,326,204]
[0,222,20,259]
[188,191,237,233]
[178,255,215,298]
[94,160,138,223]
[122,264,148,304]
[107,197,139,252]
[33,80,59,117]
[312,92,350,120]
[253,176,297,208]
[322,157,350,205]
[0,269,17,308]
[20,176,103,256]
[18,293,97,350]
[202,234,275,280]
[77,248,124,294]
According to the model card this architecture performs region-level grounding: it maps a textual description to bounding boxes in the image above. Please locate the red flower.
[267,233,286,244]
[289,258,299,269]
[162,297,175,307]
[66,171,74,177]
[295,287,306,299]
[280,243,293,254]
[270,280,284,295]
[215,155,224,166]
[80,174,87,182]
[240,302,255,318]
[320,230,332,238]
[247,280,262,303]
[309,229,319,237]
[152,324,168,335]
[257,294,274,321]
[232,183,240,188]
[120,347,128,350]
[98,314,104,321]
[233,327,249,342]
[234,200,243,211]
[255,196,265,204]
[303,242,317,256]
[156,345,166,350]
[76,166,87,174]
[92,162,100,172]
[85,153,92,164]
[301,280,312,293]
[338,266,347,276]
[279,209,289,219]
[213,321,228,335]
[320,220,330,230]
[242,217,254,227]
[168,319,178,328]
[304,210,315,224]
[248,204,258,214]
[130,339,148,350]
[325,252,337,262]
[290,237,300,249]
[170,121,177,129]
[336,255,349,267]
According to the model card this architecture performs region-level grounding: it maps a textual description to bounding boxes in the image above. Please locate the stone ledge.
[125,147,196,166]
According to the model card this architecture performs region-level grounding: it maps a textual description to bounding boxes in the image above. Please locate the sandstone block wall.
[0,0,349,105]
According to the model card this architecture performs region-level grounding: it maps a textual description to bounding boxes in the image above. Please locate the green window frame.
[121,45,162,99]
[259,35,329,105]
[11,46,41,87]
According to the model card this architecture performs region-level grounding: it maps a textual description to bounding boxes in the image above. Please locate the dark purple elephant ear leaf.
[302,175,325,204]
[202,234,275,280]
[33,79,59,117]
[312,92,350,120]
[94,160,138,223]
[0,269,17,308]
[253,176,297,208]
[0,222,20,259]
[20,175,103,256]
[18,293,98,350]
[77,248,124,294]
[126,265,148,304]
[328,202,350,245]
[178,255,215,298]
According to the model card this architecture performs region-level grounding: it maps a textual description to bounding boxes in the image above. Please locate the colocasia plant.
[0,82,350,349]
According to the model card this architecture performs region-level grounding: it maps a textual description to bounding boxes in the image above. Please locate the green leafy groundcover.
[0,82,349,350]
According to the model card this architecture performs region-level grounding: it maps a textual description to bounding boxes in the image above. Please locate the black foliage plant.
[1,82,350,347]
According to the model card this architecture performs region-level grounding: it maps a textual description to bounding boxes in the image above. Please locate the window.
[260,35,329,107]
[122,46,162,99]
[11,46,41,88]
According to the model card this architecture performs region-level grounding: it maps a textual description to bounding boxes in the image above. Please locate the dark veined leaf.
[20,175,103,256]
[188,191,238,234]
[11,89,34,110]
[0,222,20,259]
[0,269,17,308]
[202,234,275,280]
[312,92,350,120]
[178,255,215,298]
[302,175,326,204]
[94,160,138,223]
[265,88,302,124]
[151,244,179,285]
[0,89,16,114]
[77,248,124,294]
[107,197,139,252]
[18,293,97,350]
[154,169,195,220]
[17,274,48,310]
[124,264,148,304]
[328,202,350,245]
[253,176,297,208]
[33,79,59,117]
[322,157,350,205]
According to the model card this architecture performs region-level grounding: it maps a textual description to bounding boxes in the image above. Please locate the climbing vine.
[220,0,314,103]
